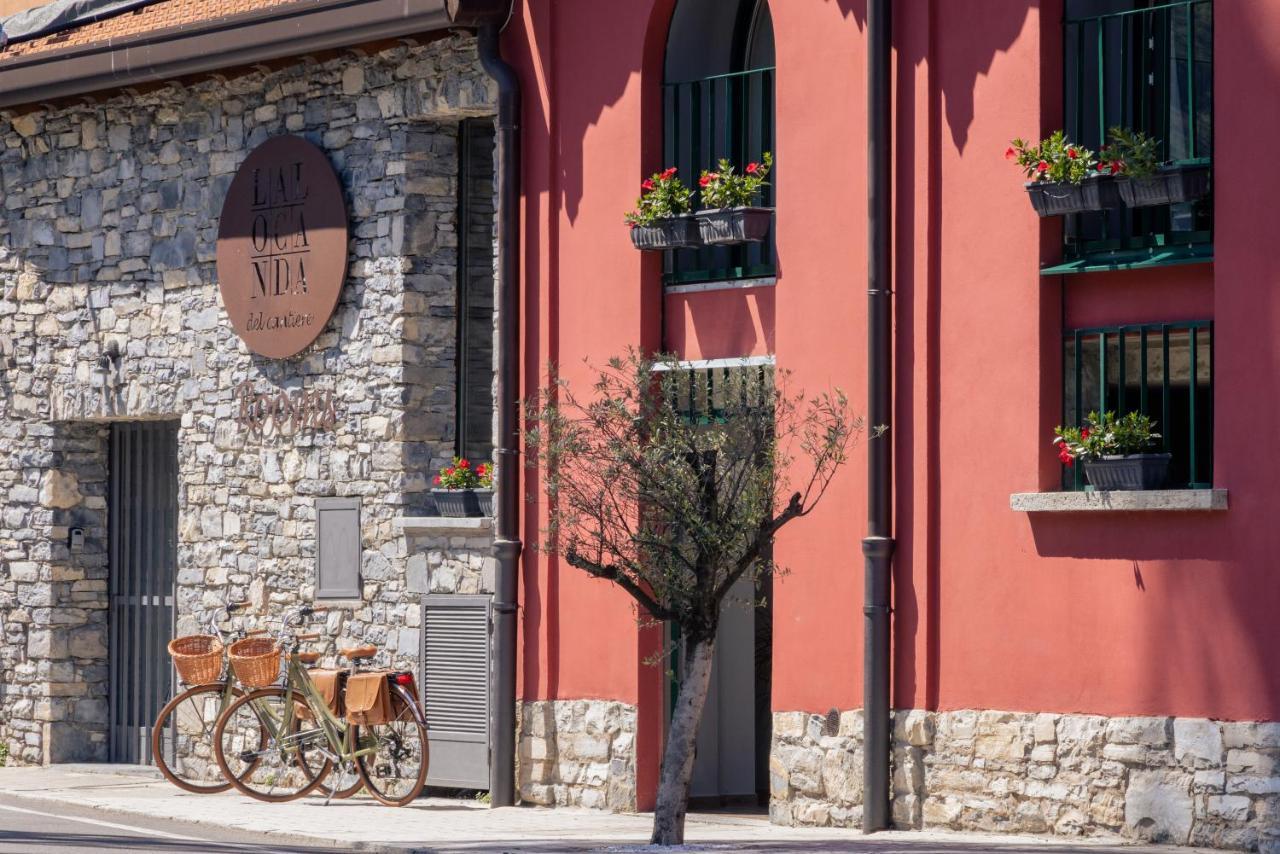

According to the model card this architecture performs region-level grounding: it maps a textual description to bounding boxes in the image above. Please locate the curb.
[0,787,423,854]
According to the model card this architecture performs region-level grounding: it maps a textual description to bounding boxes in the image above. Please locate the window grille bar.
[1186,1,1195,159]
[1117,328,1127,413]
[1162,325,1172,455]
[1189,325,1198,484]
[1096,20,1105,140]
[1098,331,1107,416]
[1139,327,1149,415]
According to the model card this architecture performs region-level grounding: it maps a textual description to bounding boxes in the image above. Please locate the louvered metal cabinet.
[108,422,179,765]
[421,595,491,789]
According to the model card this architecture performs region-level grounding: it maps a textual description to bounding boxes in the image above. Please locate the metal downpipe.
[862,0,895,834]
[476,18,522,808]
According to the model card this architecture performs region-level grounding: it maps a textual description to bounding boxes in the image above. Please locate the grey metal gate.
[108,421,179,765]
[421,594,491,789]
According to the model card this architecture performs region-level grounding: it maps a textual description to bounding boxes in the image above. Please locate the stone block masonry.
[0,33,496,764]
[770,708,1280,851]
[519,700,638,812]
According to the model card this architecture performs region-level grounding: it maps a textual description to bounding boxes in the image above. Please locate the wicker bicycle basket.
[228,637,281,688]
[168,635,224,685]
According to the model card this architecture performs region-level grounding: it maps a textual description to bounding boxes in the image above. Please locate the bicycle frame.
[246,651,380,769]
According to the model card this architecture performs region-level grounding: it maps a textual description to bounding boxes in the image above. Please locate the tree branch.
[566,548,677,622]
[711,491,804,604]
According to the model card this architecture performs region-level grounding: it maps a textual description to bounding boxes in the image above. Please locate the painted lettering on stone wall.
[234,381,338,437]
[216,136,348,359]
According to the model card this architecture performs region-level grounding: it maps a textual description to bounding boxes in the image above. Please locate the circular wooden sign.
[216,136,348,359]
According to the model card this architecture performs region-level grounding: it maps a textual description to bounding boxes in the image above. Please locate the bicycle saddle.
[338,645,378,661]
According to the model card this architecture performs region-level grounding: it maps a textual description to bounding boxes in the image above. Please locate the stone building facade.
[0,32,497,767]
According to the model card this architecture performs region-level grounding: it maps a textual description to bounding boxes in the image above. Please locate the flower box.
[629,215,701,251]
[1082,453,1172,491]
[432,488,482,518]
[695,206,773,245]
[476,488,494,518]
[1025,175,1122,217]
[1115,163,1211,209]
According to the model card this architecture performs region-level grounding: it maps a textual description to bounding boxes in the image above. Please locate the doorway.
[108,421,179,764]
[676,571,773,809]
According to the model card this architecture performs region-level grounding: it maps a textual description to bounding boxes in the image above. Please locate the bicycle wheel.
[355,683,429,806]
[152,682,251,794]
[213,687,333,802]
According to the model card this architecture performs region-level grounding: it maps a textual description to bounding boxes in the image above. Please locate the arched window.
[663,0,775,286]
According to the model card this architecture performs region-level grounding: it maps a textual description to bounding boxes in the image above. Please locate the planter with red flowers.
[1008,132,1120,216]
[431,457,493,517]
[695,153,774,245]
[1054,411,1170,491]
[626,167,701,250]
[1101,127,1211,209]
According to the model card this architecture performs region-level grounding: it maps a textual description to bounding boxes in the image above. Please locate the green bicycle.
[211,605,430,806]
[155,599,357,798]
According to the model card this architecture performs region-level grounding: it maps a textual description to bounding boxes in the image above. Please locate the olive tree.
[526,351,861,845]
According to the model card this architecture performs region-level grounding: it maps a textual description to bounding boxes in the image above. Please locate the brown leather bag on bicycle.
[295,669,344,722]
[345,671,393,726]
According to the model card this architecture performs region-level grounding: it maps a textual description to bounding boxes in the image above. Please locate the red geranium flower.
[700,173,718,187]
[641,178,655,191]
[1005,146,1016,161]
[661,167,677,179]
[477,464,487,475]
[1036,160,1049,173]
[1110,160,1124,174]
[459,459,470,468]
[1080,428,1090,439]
[1067,147,1078,159]
[746,162,760,174]
[433,475,442,485]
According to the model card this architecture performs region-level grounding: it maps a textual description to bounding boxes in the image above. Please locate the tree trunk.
[650,636,715,846]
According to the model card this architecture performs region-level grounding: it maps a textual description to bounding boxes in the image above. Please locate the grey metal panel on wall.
[108,421,178,766]
[316,497,361,599]
[421,594,491,789]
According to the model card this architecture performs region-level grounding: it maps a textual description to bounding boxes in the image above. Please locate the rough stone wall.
[0,423,109,764]
[519,699,638,812]
[0,34,494,764]
[771,708,1280,851]
[405,525,496,597]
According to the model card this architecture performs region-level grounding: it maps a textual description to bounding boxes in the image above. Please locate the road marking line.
[0,802,209,841]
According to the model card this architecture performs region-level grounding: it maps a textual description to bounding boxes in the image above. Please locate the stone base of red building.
[517,699,638,812]
[770,708,1279,851]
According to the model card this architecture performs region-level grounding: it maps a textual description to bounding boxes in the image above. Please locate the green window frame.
[1058,0,1213,272]
[1063,320,1213,490]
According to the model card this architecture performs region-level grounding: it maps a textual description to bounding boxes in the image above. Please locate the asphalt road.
[0,794,367,854]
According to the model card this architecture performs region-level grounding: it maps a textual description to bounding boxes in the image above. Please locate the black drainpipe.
[862,0,894,834]
[475,18,522,808]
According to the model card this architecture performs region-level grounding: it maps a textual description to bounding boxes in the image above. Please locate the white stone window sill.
[1010,489,1228,513]
[664,276,776,294]
[397,516,493,533]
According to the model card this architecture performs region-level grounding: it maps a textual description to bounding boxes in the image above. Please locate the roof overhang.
[0,0,509,109]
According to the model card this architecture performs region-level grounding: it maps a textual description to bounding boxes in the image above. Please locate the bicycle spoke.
[214,688,331,802]
[153,684,238,793]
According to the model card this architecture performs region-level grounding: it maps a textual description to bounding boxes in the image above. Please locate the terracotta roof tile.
[2,0,307,61]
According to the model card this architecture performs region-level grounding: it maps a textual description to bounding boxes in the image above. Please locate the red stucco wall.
[508,0,1279,808]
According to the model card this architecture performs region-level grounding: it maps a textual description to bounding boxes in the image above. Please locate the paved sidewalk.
[0,766,1217,853]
